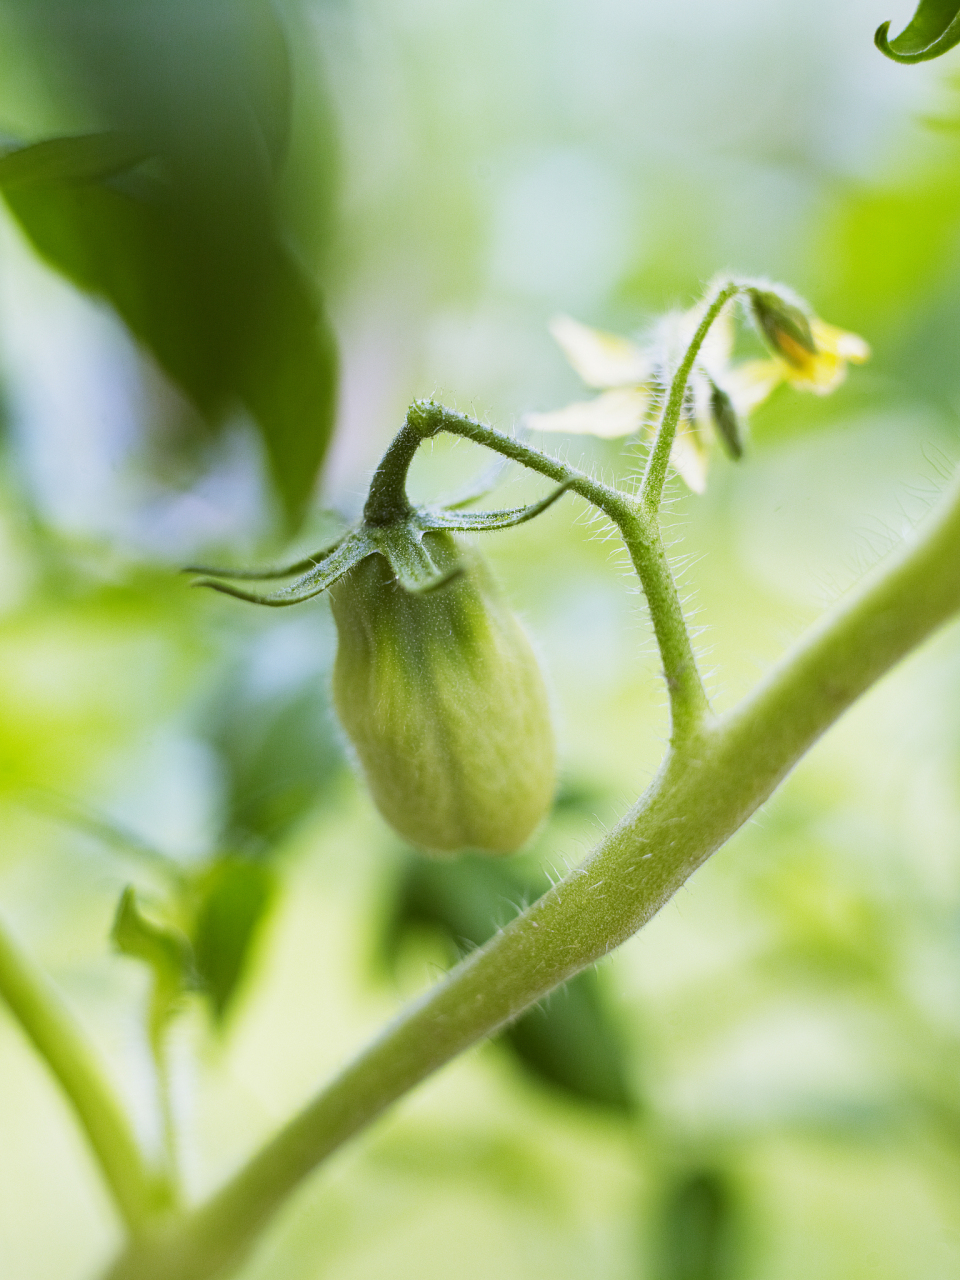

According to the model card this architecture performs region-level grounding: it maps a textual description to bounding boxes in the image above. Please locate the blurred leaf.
[192,858,275,1021]
[111,885,196,996]
[875,3,960,63]
[205,676,341,852]
[0,131,149,187]
[503,970,634,1110]
[0,131,337,529]
[655,1169,737,1280]
[391,855,534,957]
[390,855,635,1110]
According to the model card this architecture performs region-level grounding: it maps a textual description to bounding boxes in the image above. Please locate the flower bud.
[708,378,743,459]
[746,288,816,367]
[328,531,555,856]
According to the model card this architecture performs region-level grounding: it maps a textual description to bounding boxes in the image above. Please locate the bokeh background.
[2,1,960,1277]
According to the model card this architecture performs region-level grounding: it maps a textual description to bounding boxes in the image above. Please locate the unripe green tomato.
[328,531,555,855]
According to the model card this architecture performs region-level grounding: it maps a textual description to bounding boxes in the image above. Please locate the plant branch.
[407,401,710,737]
[639,279,740,515]
[105,459,960,1280]
[0,911,170,1233]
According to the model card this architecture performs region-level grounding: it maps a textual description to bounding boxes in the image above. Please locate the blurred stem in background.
[0,910,172,1231]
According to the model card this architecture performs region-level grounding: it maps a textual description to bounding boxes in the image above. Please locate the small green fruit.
[329,531,554,855]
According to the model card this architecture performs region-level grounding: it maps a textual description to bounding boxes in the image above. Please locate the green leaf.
[192,859,275,1021]
[0,131,337,529]
[389,856,636,1110]
[503,970,634,1109]
[875,2,960,62]
[205,678,341,852]
[0,132,151,189]
[111,886,196,996]
[655,1170,738,1280]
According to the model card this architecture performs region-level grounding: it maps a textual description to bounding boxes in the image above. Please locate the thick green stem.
[409,401,710,738]
[639,280,740,516]
[362,422,425,525]
[0,912,170,1233]
[105,461,960,1280]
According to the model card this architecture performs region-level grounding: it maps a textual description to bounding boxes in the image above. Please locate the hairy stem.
[362,422,424,525]
[409,400,710,737]
[639,280,740,515]
[0,912,170,1233]
[105,460,960,1280]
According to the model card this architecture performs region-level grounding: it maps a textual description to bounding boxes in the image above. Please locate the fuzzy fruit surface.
[329,532,555,855]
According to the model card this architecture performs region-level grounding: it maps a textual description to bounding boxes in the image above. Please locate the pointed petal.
[707,380,743,460]
[192,535,364,606]
[668,420,709,494]
[429,480,574,532]
[525,388,650,439]
[549,314,650,388]
[725,359,785,413]
[811,318,871,363]
[782,350,846,395]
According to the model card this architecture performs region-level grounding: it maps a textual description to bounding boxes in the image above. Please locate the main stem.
[0,912,168,1233]
[107,447,960,1280]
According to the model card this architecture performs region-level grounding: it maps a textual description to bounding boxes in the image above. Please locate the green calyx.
[189,408,572,854]
[188,412,573,606]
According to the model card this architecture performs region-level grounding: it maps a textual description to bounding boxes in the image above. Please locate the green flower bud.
[747,287,816,366]
[329,531,555,856]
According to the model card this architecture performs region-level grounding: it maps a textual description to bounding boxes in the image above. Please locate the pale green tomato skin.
[329,531,555,855]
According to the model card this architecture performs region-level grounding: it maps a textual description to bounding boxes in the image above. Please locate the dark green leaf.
[655,1170,738,1280]
[205,678,341,852]
[389,856,635,1110]
[192,858,275,1021]
[504,970,634,1110]
[875,2,960,62]
[0,135,338,529]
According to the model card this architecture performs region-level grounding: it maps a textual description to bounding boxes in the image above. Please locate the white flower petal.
[668,420,709,493]
[549,314,650,389]
[525,387,650,439]
[811,319,870,364]
[725,359,786,413]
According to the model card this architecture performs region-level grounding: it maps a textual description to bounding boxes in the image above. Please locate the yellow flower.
[773,318,871,393]
[526,292,870,494]
[746,287,870,394]
[525,305,740,493]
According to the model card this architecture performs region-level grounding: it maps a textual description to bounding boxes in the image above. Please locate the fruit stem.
[407,400,711,741]
[362,423,423,525]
